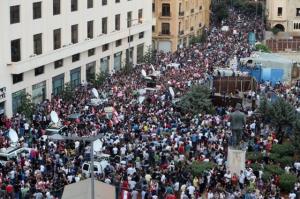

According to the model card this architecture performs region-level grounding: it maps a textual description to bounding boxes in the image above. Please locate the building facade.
[0,0,152,117]
[266,0,300,34]
[152,0,211,52]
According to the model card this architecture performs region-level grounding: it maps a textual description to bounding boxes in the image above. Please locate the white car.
[81,160,110,177]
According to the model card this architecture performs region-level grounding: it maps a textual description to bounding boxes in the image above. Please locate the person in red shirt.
[165,193,176,199]
[178,144,185,154]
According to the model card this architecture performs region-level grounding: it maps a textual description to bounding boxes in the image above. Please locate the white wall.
[0,0,152,117]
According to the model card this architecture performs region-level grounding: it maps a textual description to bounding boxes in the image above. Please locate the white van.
[0,147,30,165]
[81,153,110,177]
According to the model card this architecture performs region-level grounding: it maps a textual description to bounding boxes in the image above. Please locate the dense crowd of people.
[0,6,299,199]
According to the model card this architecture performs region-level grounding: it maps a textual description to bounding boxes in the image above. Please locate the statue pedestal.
[227,147,246,175]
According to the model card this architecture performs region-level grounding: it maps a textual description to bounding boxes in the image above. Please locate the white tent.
[62,179,115,199]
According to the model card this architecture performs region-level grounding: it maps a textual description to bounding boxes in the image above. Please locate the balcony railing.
[159,31,170,35]
[160,12,171,18]
[179,11,184,16]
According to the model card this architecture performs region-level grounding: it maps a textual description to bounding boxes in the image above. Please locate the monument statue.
[229,103,246,148]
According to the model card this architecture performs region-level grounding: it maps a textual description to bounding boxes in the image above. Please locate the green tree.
[292,119,300,153]
[190,161,215,176]
[92,72,108,88]
[258,96,270,120]
[268,98,296,144]
[143,46,156,65]
[122,60,134,75]
[17,93,35,120]
[255,44,271,53]
[271,27,281,35]
[61,82,75,102]
[279,173,298,192]
[178,85,214,115]
[215,3,229,23]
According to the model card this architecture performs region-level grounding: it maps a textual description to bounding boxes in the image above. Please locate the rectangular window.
[102,17,107,34]
[115,14,120,30]
[70,68,81,88]
[278,7,283,16]
[53,0,61,15]
[116,0,120,3]
[161,23,170,35]
[102,0,107,6]
[52,74,64,95]
[12,73,23,84]
[11,39,21,62]
[87,0,93,8]
[71,0,78,12]
[127,11,132,27]
[137,44,144,64]
[34,65,44,76]
[87,20,94,38]
[72,53,80,62]
[88,48,95,56]
[33,33,43,55]
[102,44,109,51]
[33,2,42,19]
[162,3,171,16]
[138,9,143,23]
[71,24,78,44]
[116,39,122,47]
[128,35,133,42]
[10,5,20,24]
[139,32,144,39]
[297,8,300,16]
[152,3,155,12]
[53,28,61,50]
[54,59,63,69]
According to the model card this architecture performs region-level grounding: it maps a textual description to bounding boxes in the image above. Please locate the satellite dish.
[9,129,18,143]
[141,69,147,77]
[92,88,99,99]
[93,139,103,152]
[50,111,59,124]
[169,87,175,98]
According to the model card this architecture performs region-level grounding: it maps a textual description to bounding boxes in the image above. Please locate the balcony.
[179,11,184,17]
[8,22,152,74]
[191,9,194,14]
[160,12,172,18]
[190,27,194,31]
[179,30,184,35]
[159,31,170,35]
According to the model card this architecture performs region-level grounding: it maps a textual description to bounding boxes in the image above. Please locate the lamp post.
[127,18,143,66]
[49,134,104,199]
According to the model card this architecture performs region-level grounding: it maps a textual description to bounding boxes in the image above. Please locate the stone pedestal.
[227,148,246,176]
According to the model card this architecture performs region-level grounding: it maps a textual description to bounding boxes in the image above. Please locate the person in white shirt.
[187,185,195,196]
[289,192,296,199]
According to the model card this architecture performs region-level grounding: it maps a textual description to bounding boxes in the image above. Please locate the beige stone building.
[266,0,300,34]
[152,0,211,52]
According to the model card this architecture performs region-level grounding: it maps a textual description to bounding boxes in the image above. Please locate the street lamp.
[127,18,143,65]
[49,134,104,199]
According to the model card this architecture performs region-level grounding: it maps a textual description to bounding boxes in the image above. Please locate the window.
[277,7,282,16]
[88,48,95,56]
[12,73,23,84]
[137,44,144,63]
[138,9,143,23]
[53,0,61,15]
[72,53,80,62]
[35,66,44,76]
[128,35,133,42]
[152,3,155,12]
[33,2,42,19]
[102,44,109,51]
[161,23,170,35]
[116,39,122,47]
[53,28,61,50]
[152,25,155,32]
[11,39,21,62]
[139,32,144,39]
[102,17,107,34]
[54,59,63,69]
[10,5,20,24]
[116,0,120,3]
[70,67,81,88]
[87,0,93,8]
[71,0,78,12]
[102,0,107,6]
[33,33,42,55]
[115,14,120,30]
[162,3,171,16]
[52,74,64,95]
[127,12,132,27]
[71,24,78,44]
[297,8,300,16]
[87,20,94,38]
